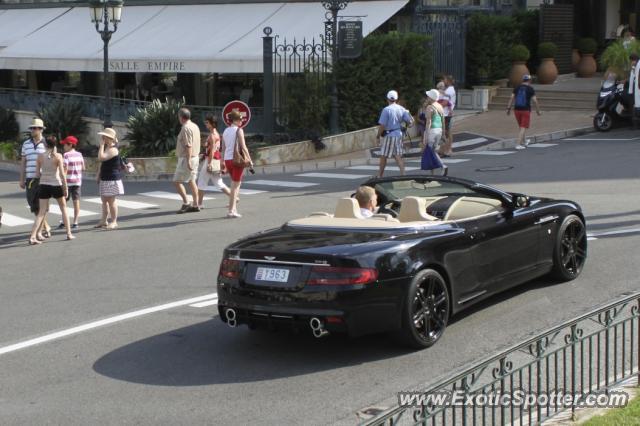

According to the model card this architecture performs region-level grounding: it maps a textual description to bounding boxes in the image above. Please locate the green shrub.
[37,98,88,143]
[511,44,531,62]
[537,42,558,59]
[600,40,640,77]
[336,32,433,132]
[126,98,184,156]
[0,141,19,160]
[0,107,19,142]
[466,14,521,85]
[577,37,598,54]
[514,10,540,70]
[277,68,330,140]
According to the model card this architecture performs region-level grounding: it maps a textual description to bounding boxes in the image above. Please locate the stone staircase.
[488,87,596,111]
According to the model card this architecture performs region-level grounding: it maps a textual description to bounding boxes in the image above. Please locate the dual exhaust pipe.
[225,309,329,338]
[225,308,237,327]
[309,317,329,338]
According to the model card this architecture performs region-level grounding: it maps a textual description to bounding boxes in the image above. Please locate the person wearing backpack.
[506,74,541,150]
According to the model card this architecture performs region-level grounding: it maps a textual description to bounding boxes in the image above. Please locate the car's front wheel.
[551,214,587,281]
[397,269,450,349]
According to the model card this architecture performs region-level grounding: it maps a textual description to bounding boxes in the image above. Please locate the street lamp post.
[89,0,123,129]
[322,0,349,135]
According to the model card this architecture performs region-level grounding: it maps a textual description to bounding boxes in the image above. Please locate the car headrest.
[334,198,365,219]
[398,196,438,222]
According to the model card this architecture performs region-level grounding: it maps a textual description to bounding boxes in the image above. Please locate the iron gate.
[262,26,330,142]
[412,8,467,85]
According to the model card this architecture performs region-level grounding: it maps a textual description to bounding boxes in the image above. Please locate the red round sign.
[222,100,251,128]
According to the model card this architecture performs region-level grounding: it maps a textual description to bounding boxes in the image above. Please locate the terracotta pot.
[509,61,530,88]
[577,53,597,78]
[537,58,558,84]
[571,49,580,71]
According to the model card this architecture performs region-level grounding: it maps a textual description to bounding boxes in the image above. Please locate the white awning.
[0,1,408,73]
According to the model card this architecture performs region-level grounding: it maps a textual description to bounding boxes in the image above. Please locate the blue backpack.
[514,86,528,109]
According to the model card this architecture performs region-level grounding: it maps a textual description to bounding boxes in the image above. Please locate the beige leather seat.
[398,196,439,222]
[443,196,503,221]
[334,198,365,219]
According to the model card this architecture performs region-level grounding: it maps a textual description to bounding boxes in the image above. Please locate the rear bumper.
[216,278,406,337]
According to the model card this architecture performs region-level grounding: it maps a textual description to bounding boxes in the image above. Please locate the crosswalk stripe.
[406,158,471,164]
[140,191,215,201]
[202,186,266,195]
[189,298,219,308]
[466,151,515,156]
[347,165,419,172]
[1,212,33,227]
[47,205,98,217]
[84,197,158,210]
[453,137,488,148]
[243,179,317,188]
[296,172,371,179]
[528,143,558,148]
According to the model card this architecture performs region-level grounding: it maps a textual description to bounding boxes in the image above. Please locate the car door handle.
[534,215,559,225]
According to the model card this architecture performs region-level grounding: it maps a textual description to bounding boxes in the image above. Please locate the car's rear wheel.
[551,214,587,281]
[397,269,450,349]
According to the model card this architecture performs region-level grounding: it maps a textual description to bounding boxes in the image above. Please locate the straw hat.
[97,128,118,143]
[28,118,46,129]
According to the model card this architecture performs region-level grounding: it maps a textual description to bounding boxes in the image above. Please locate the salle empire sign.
[109,60,187,72]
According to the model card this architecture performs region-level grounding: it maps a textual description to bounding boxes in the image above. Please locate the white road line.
[84,197,158,210]
[140,191,215,201]
[587,237,598,241]
[296,172,371,179]
[347,165,419,172]
[47,205,98,217]
[452,137,489,148]
[587,227,640,238]
[202,186,266,195]
[406,158,471,164]
[189,298,219,308]
[243,179,317,188]
[528,143,558,148]
[466,151,515,156]
[0,212,33,227]
[564,138,638,141]
[0,293,218,357]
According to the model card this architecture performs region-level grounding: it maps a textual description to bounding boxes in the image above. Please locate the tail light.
[220,258,240,279]
[306,266,378,286]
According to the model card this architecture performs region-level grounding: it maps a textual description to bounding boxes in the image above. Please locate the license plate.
[255,267,290,283]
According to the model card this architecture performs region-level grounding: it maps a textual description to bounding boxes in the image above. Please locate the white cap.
[386,90,398,101]
[426,89,440,102]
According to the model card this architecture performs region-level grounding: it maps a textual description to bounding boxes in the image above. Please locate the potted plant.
[576,37,598,77]
[509,44,531,87]
[536,42,559,84]
[600,40,640,81]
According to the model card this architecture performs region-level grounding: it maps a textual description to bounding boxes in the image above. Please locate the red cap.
[61,136,78,146]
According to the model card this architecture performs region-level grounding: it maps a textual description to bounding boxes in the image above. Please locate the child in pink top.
[59,136,85,228]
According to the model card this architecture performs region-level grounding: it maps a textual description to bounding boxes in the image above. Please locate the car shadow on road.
[92,319,412,386]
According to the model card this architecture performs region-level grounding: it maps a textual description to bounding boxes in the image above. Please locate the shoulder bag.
[232,128,252,168]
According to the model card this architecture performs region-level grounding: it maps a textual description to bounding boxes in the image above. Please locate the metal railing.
[364,291,640,426]
[0,88,265,134]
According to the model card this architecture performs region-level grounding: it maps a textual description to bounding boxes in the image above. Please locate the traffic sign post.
[222,100,252,128]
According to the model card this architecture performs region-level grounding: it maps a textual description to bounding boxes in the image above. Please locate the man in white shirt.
[355,186,377,218]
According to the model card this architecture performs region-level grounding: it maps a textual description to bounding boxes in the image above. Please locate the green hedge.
[126,98,184,156]
[336,32,433,132]
[37,98,88,143]
[466,14,521,86]
[0,106,19,142]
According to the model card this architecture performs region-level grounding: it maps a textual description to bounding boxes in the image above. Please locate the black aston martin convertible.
[217,175,587,348]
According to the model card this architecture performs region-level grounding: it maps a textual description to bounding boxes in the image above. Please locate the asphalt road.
[0,130,639,425]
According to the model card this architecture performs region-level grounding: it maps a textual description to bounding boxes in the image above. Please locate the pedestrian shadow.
[92,319,411,386]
